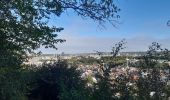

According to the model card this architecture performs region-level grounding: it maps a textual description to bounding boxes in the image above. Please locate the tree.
[111,39,126,57]
[28,61,91,100]
[0,0,120,66]
[134,42,170,100]
[135,42,170,69]
[167,20,170,26]
[93,40,126,100]
[0,67,32,100]
[94,41,170,100]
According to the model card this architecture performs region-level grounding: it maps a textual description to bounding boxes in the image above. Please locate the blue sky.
[40,0,170,54]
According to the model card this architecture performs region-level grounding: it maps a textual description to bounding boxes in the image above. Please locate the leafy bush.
[0,67,30,100]
[28,62,91,100]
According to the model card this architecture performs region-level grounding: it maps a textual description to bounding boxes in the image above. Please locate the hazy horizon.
[38,50,148,55]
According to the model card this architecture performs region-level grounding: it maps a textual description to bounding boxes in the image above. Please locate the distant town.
[25,52,170,67]
[25,52,146,65]
[25,51,170,89]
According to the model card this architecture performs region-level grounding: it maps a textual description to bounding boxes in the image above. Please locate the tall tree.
[0,0,120,66]
[93,40,126,100]
[134,42,170,99]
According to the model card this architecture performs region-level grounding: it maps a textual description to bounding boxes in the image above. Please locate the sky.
[40,0,170,54]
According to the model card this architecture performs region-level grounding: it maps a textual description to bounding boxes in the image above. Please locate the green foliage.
[101,56,126,66]
[0,0,120,66]
[3,1,169,100]
[132,42,170,100]
[137,42,170,69]
[92,42,170,100]
[0,0,65,67]
[1,40,170,100]
[111,39,126,57]
[0,67,31,100]
[28,62,91,100]
[136,69,166,100]
[93,77,114,100]
[0,62,92,100]
[92,40,127,100]
[164,85,170,98]
[77,56,100,65]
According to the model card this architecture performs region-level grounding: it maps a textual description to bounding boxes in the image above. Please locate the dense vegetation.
[0,40,169,100]
[0,0,170,100]
[0,0,120,67]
